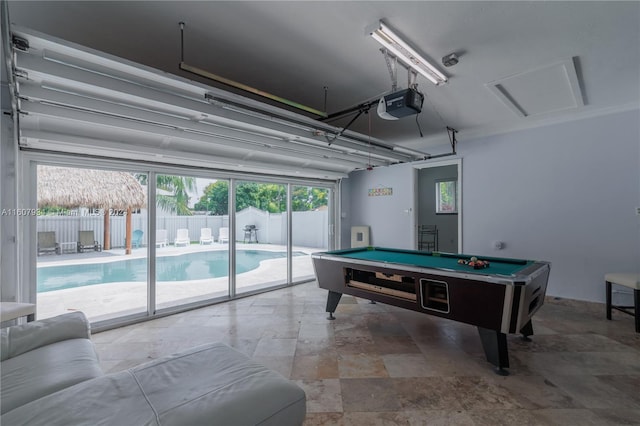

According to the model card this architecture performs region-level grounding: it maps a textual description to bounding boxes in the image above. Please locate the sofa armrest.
[1,312,90,361]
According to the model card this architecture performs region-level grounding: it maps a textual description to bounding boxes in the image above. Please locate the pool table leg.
[520,320,534,342]
[326,291,342,320]
[477,327,510,376]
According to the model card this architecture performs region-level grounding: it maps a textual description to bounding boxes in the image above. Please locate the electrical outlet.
[636,207,640,216]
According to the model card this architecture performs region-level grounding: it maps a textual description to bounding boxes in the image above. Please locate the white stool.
[605,273,640,333]
[0,302,36,325]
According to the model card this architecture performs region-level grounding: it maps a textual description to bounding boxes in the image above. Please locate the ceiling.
[6,1,640,156]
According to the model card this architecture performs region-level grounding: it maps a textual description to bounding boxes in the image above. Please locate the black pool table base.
[326,290,342,320]
[325,290,534,375]
[477,326,511,375]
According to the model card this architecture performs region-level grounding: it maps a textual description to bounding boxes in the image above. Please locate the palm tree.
[135,174,196,215]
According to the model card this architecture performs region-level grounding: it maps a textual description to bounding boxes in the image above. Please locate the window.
[435,179,457,214]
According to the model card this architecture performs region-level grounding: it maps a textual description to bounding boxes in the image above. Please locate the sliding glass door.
[291,185,330,282]
[36,165,148,322]
[155,175,230,309]
[33,161,335,325]
[235,180,288,295]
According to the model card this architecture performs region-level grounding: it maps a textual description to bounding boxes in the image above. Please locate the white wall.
[460,109,639,303]
[342,109,640,303]
[342,164,415,249]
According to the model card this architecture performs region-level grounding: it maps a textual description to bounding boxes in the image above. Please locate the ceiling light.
[368,21,448,86]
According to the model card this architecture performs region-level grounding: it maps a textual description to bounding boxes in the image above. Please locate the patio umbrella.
[37,165,147,254]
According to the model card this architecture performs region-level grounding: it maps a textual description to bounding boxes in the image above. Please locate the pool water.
[37,250,304,293]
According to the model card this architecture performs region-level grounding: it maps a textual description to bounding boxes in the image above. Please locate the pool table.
[311,247,551,375]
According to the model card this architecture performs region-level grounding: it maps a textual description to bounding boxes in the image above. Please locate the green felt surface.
[331,247,533,276]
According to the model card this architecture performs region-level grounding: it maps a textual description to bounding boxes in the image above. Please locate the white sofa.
[1,312,306,425]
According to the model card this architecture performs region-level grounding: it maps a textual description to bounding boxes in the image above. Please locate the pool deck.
[36,242,320,321]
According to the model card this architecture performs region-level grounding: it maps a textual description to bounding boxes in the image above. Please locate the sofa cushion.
[0,338,103,414]
[3,371,160,426]
[135,342,306,425]
[2,342,306,426]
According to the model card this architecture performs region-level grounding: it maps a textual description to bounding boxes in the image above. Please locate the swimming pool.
[37,250,304,292]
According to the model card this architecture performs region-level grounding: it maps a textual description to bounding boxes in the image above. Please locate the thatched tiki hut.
[37,165,147,254]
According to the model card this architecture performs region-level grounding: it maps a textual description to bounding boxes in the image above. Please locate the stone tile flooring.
[92,282,640,425]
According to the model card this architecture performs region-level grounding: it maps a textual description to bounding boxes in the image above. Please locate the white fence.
[37,207,328,249]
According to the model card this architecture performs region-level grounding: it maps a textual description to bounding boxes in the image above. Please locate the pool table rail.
[314,250,545,285]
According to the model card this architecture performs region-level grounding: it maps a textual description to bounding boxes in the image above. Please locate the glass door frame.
[21,152,338,331]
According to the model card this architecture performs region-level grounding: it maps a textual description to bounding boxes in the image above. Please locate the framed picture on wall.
[435,179,458,214]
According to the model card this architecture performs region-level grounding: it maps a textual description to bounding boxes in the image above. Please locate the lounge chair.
[77,231,102,253]
[174,228,190,246]
[131,229,143,248]
[37,231,60,255]
[218,227,229,243]
[199,228,213,244]
[156,229,168,248]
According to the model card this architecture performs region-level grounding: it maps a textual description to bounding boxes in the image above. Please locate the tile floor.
[92,282,640,425]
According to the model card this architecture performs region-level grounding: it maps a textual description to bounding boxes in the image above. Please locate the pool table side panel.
[312,258,403,310]
[421,273,507,330]
[313,257,508,331]
[513,264,551,333]
[313,258,420,312]
[312,258,346,295]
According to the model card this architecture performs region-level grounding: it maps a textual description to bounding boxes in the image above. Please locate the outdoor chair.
[37,231,60,255]
[131,229,143,248]
[77,231,102,253]
[174,228,190,246]
[218,227,229,243]
[156,229,168,248]
[199,228,213,244]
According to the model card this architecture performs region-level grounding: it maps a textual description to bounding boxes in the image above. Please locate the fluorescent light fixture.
[368,21,447,86]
